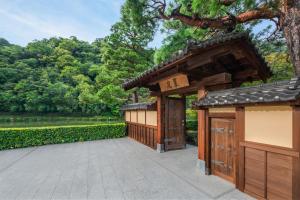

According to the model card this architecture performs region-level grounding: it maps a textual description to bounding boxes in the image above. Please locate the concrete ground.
[0,137,253,200]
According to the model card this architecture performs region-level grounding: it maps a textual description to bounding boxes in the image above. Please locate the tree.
[128,0,300,76]
[0,36,119,115]
[100,0,156,103]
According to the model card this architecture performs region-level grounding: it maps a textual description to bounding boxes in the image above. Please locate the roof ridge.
[188,31,249,47]
[194,77,300,107]
[206,79,291,95]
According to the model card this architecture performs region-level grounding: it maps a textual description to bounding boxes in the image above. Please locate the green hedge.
[0,123,125,150]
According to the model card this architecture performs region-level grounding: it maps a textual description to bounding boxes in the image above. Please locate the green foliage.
[0,114,122,128]
[0,37,112,114]
[186,120,197,130]
[100,1,156,105]
[186,108,197,121]
[0,123,125,150]
[0,1,157,116]
[186,130,198,146]
[186,108,198,145]
[0,34,139,115]
[266,53,294,81]
[0,0,294,118]
[128,0,292,82]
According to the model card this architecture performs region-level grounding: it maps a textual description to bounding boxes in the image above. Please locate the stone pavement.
[0,137,253,200]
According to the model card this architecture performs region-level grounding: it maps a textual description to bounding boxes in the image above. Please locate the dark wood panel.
[211,118,236,183]
[236,107,245,191]
[127,122,157,149]
[293,106,300,200]
[242,142,296,200]
[267,152,293,200]
[157,95,165,145]
[244,147,266,198]
[198,109,207,160]
[164,97,186,150]
[240,141,299,158]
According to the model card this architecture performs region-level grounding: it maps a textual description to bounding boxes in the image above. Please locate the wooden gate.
[164,97,186,151]
[211,118,236,183]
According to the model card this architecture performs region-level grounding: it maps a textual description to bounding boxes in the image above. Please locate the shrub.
[186,130,198,146]
[186,120,197,131]
[0,123,125,150]
[186,109,197,121]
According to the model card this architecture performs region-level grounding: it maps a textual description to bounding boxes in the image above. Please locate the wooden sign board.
[159,74,189,92]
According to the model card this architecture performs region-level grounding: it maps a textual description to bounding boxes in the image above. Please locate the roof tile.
[123,32,270,90]
[193,77,300,107]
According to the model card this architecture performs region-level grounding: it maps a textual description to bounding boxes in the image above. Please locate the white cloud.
[0,0,122,45]
[0,0,164,48]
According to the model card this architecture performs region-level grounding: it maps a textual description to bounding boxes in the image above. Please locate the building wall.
[130,111,138,123]
[125,111,131,122]
[245,106,293,148]
[125,110,157,126]
[209,107,236,113]
[137,111,146,124]
[146,111,157,126]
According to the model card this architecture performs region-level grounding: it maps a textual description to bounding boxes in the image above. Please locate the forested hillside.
[0,2,155,116]
[0,0,296,116]
[0,35,150,115]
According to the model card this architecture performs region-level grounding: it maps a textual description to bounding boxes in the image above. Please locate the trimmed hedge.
[0,123,126,150]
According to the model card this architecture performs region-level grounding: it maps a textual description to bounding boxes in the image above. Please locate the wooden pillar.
[197,86,208,173]
[292,106,300,199]
[198,109,206,160]
[156,95,165,152]
[236,107,245,191]
[197,109,208,174]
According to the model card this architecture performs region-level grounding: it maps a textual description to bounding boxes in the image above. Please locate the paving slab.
[0,137,254,200]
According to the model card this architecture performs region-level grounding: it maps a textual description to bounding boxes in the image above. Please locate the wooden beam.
[293,106,300,200]
[186,46,232,70]
[198,109,207,160]
[236,42,269,81]
[206,83,233,91]
[150,72,232,95]
[233,68,258,80]
[236,107,245,191]
[156,95,165,146]
[205,112,211,175]
[148,67,180,85]
[198,72,232,87]
[197,86,207,100]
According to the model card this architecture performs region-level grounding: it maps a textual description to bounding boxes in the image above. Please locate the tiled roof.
[122,31,269,90]
[121,102,157,111]
[193,77,300,107]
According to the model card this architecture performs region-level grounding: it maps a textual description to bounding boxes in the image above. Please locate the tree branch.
[218,0,236,6]
[158,6,280,30]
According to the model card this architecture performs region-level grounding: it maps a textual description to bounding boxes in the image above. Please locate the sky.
[0,0,165,48]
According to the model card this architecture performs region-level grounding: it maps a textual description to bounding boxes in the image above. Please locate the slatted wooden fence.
[127,122,157,149]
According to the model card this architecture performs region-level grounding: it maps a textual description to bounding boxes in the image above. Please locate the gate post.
[197,109,207,174]
[156,95,165,153]
[197,87,207,174]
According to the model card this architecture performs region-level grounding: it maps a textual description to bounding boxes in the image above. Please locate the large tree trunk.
[282,1,300,76]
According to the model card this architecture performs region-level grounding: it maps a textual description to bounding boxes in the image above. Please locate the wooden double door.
[211,118,236,183]
[164,97,186,151]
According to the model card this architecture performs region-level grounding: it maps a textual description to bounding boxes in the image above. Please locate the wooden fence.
[127,122,157,149]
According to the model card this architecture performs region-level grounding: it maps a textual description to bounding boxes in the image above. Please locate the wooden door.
[164,97,186,151]
[211,118,236,183]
